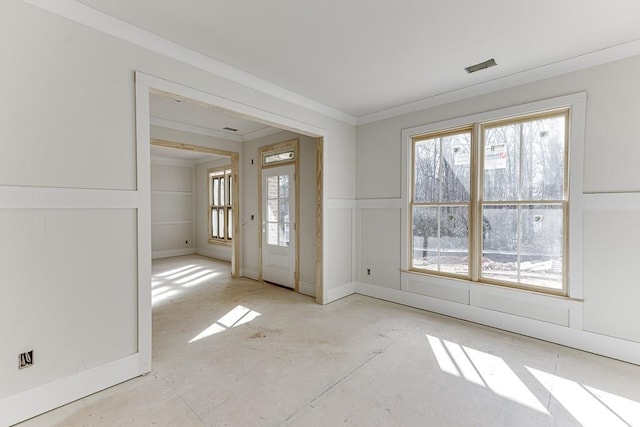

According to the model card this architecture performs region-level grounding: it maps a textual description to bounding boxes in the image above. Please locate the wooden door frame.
[258,139,300,290]
[151,139,241,278]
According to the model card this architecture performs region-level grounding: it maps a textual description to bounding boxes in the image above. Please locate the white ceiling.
[149,92,274,139]
[77,0,640,119]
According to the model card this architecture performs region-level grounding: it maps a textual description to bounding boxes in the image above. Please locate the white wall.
[195,157,232,262]
[151,158,195,259]
[242,131,318,296]
[355,55,640,363]
[0,1,355,424]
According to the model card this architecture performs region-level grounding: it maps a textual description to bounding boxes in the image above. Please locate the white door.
[262,165,295,288]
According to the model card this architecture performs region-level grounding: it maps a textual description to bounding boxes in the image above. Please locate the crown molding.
[21,0,357,126]
[357,39,640,125]
[242,126,283,142]
[150,117,243,142]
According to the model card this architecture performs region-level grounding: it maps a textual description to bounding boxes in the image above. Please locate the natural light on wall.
[189,305,261,343]
[427,335,640,426]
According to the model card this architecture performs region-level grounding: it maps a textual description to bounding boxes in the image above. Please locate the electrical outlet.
[185,240,189,245]
[251,214,255,220]
[19,350,33,369]
[367,268,371,276]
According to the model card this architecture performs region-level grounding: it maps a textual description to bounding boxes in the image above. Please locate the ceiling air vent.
[223,127,238,132]
[465,58,497,74]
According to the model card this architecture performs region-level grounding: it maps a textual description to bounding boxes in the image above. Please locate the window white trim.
[401,92,586,299]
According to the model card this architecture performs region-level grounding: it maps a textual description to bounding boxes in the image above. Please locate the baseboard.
[152,248,196,259]
[355,282,640,365]
[298,281,316,297]
[326,281,356,303]
[196,246,231,262]
[0,354,140,426]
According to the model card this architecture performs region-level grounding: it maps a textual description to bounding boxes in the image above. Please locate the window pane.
[267,199,278,222]
[213,178,220,206]
[211,208,218,238]
[228,175,233,205]
[218,209,225,239]
[220,178,225,208]
[264,150,294,164]
[412,205,469,275]
[441,133,472,202]
[227,208,233,240]
[521,116,565,201]
[267,223,278,245]
[279,174,289,198]
[268,176,278,199]
[414,139,440,203]
[483,125,520,201]
[519,205,563,289]
[414,132,471,203]
[481,205,518,283]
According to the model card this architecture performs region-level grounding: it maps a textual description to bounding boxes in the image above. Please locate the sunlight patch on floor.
[189,305,261,343]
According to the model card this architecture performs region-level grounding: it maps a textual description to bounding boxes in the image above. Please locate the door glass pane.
[519,205,563,289]
[279,199,289,224]
[482,205,518,282]
[279,175,289,198]
[280,222,290,246]
[267,176,278,198]
[267,199,278,222]
[211,208,218,238]
[267,223,278,245]
[228,175,233,205]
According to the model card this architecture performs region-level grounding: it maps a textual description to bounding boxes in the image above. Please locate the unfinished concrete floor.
[19,255,640,426]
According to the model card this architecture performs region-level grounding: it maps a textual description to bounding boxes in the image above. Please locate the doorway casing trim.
[135,71,329,376]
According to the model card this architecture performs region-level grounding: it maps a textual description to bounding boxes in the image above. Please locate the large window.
[411,109,568,294]
[209,167,233,243]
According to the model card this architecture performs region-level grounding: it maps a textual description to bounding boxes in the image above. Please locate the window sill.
[208,239,231,247]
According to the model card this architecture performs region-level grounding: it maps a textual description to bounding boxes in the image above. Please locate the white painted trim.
[135,74,153,376]
[326,198,356,209]
[242,267,259,281]
[21,0,356,125]
[150,155,196,167]
[242,126,283,142]
[0,186,137,209]
[298,281,316,297]
[400,92,587,299]
[140,73,328,139]
[356,198,404,209]
[151,117,243,142]
[152,248,196,259]
[326,282,356,303]
[355,282,640,365]
[357,39,640,125]
[0,354,140,426]
[196,246,232,263]
[583,192,640,210]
